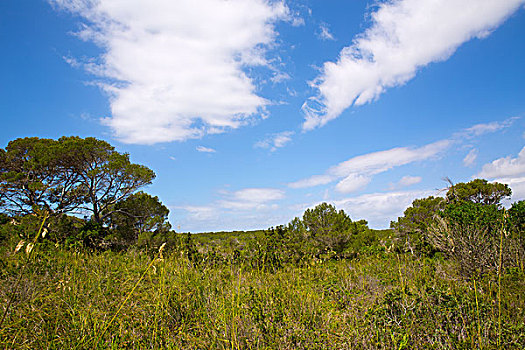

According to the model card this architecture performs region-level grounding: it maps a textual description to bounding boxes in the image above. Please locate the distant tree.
[391,196,446,234]
[302,202,352,238]
[301,203,366,256]
[107,191,170,246]
[446,178,511,206]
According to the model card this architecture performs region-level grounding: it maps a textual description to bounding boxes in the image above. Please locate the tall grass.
[1,246,524,349]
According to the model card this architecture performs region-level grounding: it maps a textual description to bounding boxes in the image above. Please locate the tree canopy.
[107,191,171,246]
[0,137,155,223]
[446,178,511,206]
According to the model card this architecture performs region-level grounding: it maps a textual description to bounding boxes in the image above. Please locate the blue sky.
[2,0,525,232]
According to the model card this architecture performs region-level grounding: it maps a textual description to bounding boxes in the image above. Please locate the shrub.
[428,202,506,278]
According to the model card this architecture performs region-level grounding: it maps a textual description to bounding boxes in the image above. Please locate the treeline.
[1,136,524,278]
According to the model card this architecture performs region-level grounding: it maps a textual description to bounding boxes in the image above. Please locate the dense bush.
[429,202,506,277]
[390,196,445,256]
[393,179,524,278]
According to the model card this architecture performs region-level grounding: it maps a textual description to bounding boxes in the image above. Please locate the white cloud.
[178,205,218,221]
[463,148,478,167]
[255,131,294,151]
[390,175,422,190]
[329,140,450,178]
[497,177,525,202]
[455,117,518,139]
[196,146,216,153]
[175,187,288,231]
[334,173,371,194]
[478,147,525,179]
[219,187,285,210]
[288,174,335,189]
[303,0,525,130]
[477,146,525,202]
[290,139,449,192]
[334,189,435,228]
[318,23,335,41]
[233,188,284,202]
[270,72,291,84]
[330,140,448,193]
[51,0,290,144]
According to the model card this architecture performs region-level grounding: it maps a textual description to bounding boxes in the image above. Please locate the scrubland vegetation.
[1,137,524,349]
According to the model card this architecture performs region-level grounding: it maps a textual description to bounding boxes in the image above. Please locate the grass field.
[1,242,524,349]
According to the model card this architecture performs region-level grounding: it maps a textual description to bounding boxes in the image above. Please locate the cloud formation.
[334,190,434,228]
[455,117,519,139]
[390,175,422,190]
[303,0,525,130]
[219,188,285,210]
[290,140,450,193]
[176,187,287,231]
[51,0,290,144]
[478,147,525,179]
[255,131,294,151]
[196,146,216,153]
[317,23,335,41]
[477,146,525,202]
[463,148,478,167]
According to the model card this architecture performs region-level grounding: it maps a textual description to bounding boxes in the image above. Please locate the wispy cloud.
[175,187,287,231]
[270,72,291,84]
[389,175,422,190]
[303,0,525,130]
[463,148,478,167]
[288,174,335,189]
[455,117,519,139]
[219,188,285,210]
[255,131,294,151]
[291,118,516,193]
[51,0,291,144]
[290,139,450,193]
[196,146,216,153]
[334,189,435,228]
[317,23,335,41]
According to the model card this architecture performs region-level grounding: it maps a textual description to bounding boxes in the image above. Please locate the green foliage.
[1,249,524,349]
[62,221,108,250]
[393,179,516,260]
[508,200,525,237]
[0,213,9,243]
[106,192,170,248]
[0,136,155,225]
[446,178,511,205]
[0,136,157,247]
[507,201,525,269]
[136,229,179,253]
[300,202,369,257]
[427,199,524,278]
[302,202,352,237]
[0,137,84,216]
[58,136,156,224]
[391,196,445,234]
